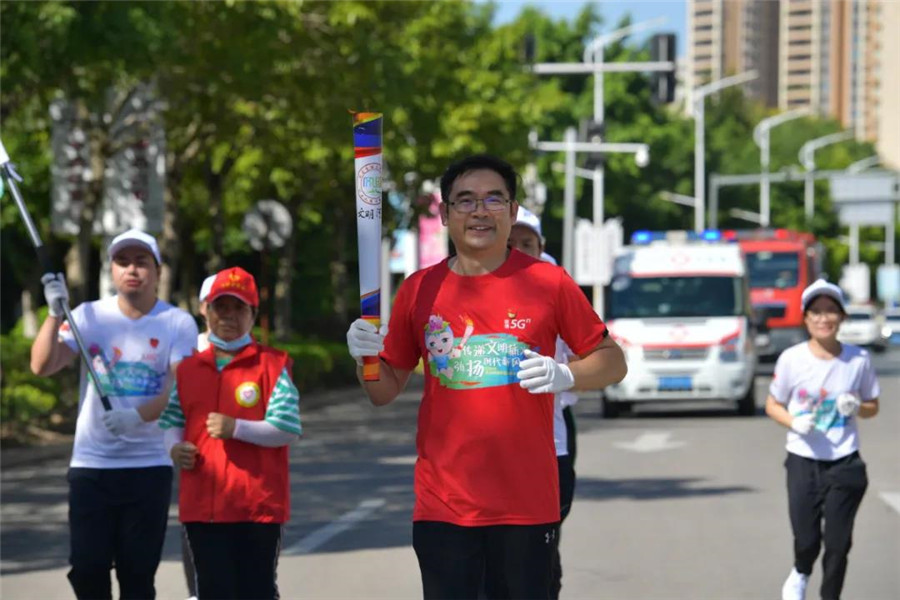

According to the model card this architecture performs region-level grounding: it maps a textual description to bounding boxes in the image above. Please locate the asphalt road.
[2,349,898,599]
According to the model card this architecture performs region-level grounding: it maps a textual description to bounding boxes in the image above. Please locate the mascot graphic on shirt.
[86,343,165,397]
[425,314,474,379]
[424,313,534,389]
[793,387,843,431]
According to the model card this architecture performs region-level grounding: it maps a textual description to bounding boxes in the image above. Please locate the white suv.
[838,305,887,352]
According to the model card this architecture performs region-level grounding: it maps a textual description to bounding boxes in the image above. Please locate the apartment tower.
[687,0,898,166]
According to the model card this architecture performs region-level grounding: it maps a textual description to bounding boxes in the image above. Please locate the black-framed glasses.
[447,195,510,214]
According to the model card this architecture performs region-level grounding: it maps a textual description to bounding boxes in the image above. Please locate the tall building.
[878,1,900,168]
[778,0,817,110]
[686,0,899,166]
[686,0,779,107]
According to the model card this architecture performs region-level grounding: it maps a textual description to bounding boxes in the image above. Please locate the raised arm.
[31,314,77,376]
[30,274,77,376]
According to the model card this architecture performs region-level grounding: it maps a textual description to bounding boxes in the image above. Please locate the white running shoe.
[781,567,809,600]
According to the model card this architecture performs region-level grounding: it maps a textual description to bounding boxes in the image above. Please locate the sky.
[485,0,688,57]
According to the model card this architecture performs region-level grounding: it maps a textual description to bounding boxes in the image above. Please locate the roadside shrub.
[271,336,358,392]
[0,308,78,428]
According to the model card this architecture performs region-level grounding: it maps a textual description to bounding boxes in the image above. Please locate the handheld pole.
[0,139,112,410]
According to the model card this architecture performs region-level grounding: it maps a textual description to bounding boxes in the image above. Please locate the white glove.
[102,408,144,436]
[346,318,388,366]
[41,272,69,317]
[836,392,861,417]
[517,349,575,394]
[790,413,815,435]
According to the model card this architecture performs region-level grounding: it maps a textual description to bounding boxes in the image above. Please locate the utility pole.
[692,71,757,232]
[531,134,648,276]
[798,131,854,223]
[531,19,670,315]
[753,108,809,227]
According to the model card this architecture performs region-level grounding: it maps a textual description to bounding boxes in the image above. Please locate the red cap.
[207,267,259,307]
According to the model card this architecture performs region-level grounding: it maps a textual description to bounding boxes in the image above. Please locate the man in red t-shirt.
[347,154,627,599]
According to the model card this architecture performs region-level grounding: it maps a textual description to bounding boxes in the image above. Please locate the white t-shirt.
[554,338,579,456]
[769,341,879,461]
[60,296,198,468]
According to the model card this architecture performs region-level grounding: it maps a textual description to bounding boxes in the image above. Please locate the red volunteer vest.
[176,342,292,523]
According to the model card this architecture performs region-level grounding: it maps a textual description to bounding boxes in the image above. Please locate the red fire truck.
[723,229,825,359]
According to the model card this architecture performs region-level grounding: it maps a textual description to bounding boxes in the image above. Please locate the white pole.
[694,98,705,232]
[753,108,809,227]
[760,130,770,227]
[850,224,859,265]
[380,236,391,325]
[798,131,854,224]
[691,71,757,233]
[804,169,815,224]
[593,168,604,317]
[887,205,896,266]
[562,127,577,273]
[592,44,605,317]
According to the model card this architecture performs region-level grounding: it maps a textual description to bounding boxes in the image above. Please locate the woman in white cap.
[765,279,880,600]
[508,206,578,600]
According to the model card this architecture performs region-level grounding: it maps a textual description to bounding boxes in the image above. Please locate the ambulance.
[602,230,758,416]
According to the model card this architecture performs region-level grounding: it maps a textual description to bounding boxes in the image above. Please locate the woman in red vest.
[159,266,301,599]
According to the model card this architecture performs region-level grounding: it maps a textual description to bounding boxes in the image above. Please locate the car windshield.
[745,251,800,289]
[606,276,744,319]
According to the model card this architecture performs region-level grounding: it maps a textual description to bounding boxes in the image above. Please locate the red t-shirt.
[382,250,608,526]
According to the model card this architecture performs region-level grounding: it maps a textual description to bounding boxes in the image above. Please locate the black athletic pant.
[785,451,868,600]
[413,520,558,600]
[181,526,197,598]
[184,522,282,600]
[558,406,577,522]
[66,466,172,600]
[550,406,577,600]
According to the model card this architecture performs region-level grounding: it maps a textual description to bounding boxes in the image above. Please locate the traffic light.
[522,32,536,64]
[650,33,676,104]
[581,119,605,170]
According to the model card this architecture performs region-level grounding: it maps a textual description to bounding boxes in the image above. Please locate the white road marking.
[613,431,686,453]
[285,498,386,554]
[378,455,417,465]
[879,492,900,516]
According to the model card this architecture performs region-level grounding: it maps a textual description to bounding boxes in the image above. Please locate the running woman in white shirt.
[765,279,880,600]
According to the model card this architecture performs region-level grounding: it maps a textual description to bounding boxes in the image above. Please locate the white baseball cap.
[801,279,847,313]
[513,206,542,238]
[198,275,216,303]
[107,229,161,264]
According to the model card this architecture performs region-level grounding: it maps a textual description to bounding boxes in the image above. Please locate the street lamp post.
[532,19,670,315]
[580,20,660,312]
[753,108,809,227]
[798,131,854,222]
[692,71,758,232]
[846,155,880,173]
[532,135,649,274]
